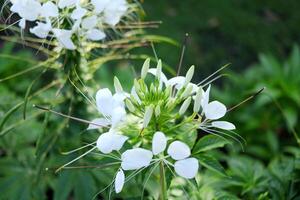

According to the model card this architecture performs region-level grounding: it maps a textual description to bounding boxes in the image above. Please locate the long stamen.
[197,63,230,86]
[227,87,265,112]
[33,105,109,128]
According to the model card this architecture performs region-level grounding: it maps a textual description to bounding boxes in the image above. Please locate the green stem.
[159,161,167,200]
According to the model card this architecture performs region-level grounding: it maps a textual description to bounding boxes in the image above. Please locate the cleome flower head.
[58,58,238,196]
[3,0,137,50]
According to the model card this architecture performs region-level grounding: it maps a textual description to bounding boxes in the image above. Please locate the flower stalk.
[159,161,167,200]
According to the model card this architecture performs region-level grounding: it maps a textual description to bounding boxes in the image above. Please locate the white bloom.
[96,130,128,154]
[174,158,199,179]
[211,121,236,130]
[152,132,167,155]
[85,29,106,41]
[52,28,76,50]
[11,0,41,21]
[91,0,110,13]
[41,2,59,18]
[167,141,191,160]
[30,20,52,38]
[103,0,128,26]
[81,15,97,30]
[18,18,26,29]
[71,6,87,20]
[121,148,153,170]
[95,88,126,127]
[115,169,125,193]
[58,0,77,9]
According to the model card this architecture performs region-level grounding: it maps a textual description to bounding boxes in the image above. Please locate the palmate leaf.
[192,135,229,154]
[195,153,227,177]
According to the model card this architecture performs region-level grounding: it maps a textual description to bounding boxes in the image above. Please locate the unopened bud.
[193,87,203,113]
[114,76,123,93]
[184,65,195,85]
[179,97,191,115]
[155,105,161,117]
[143,105,153,128]
[182,84,193,98]
[141,58,150,79]
[156,59,162,81]
[134,79,140,92]
[125,99,135,112]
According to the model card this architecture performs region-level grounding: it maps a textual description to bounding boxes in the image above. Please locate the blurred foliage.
[142,0,300,79]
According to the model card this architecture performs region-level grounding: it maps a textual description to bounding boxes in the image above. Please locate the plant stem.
[159,161,167,200]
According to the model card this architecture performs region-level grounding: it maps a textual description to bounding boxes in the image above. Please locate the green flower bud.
[179,97,191,115]
[143,105,153,128]
[193,87,203,113]
[114,76,123,93]
[184,65,195,85]
[126,99,135,113]
[141,58,150,79]
[155,105,161,117]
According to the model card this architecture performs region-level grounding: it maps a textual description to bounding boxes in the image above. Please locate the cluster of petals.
[96,130,199,193]
[8,0,129,49]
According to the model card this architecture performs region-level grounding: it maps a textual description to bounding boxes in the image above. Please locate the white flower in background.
[5,0,131,49]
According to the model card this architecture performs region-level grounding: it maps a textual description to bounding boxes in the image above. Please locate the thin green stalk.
[159,161,167,200]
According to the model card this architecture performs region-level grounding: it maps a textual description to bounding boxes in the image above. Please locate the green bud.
[141,58,150,79]
[125,99,135,112]
[179,97,191,115]
[143,105,153,128]
[184,65,195,85]
[155,105,161,117]
[182,84,193,98]
[114,76,123,93]
[193,87,203,113]
[156,59,162,81]
[134,79,140,92]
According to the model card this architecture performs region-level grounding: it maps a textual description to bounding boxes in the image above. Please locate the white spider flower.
[5,0,133,50]
[55,59,239,196]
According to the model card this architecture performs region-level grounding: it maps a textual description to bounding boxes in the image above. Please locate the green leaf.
[196,153,227,176]
[192,135,229,154]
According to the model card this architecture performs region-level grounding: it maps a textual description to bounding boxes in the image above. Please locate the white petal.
[30,21,51,38]
[13,0,41,21]
[115,169,125,193]
[211,121,235,130]
[204,101,227,120]
[167,76,186,90]
[121,148,153,170]
[167,141,191,160]
[52,28,76,50]
[41,2,58,17]
[18,18,26,29]
[152,132,167,155]
[174,158,199,179]
[86,29,106,41]
[71,6,87,20]
[103,0,128,26]
[148,68,168,86]
[97,132,128,154]
[58,0,76,9]
[87,118,111,130]
[201,85,211,109]
[91,0,109,13]
[96,88,113,117]
[81,15,97,29]
[111,106,126,127]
